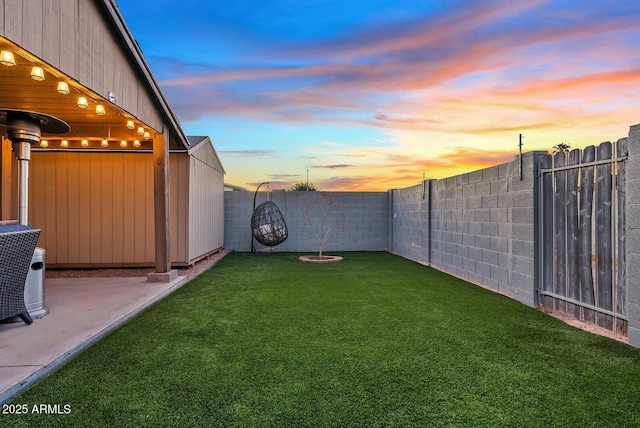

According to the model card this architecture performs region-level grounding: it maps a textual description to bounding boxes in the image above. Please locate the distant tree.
[288,182,317,191]
[553,143,571,153]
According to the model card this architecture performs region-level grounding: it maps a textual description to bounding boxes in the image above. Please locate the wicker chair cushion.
[251,201,288,247]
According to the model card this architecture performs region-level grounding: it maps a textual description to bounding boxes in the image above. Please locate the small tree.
[288,182,317,191]
[553,143,571,153]
[302,193,346,258]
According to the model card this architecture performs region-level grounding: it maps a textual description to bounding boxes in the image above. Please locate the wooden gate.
[537,140,627,335]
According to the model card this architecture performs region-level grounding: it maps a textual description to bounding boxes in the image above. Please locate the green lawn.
[2,252,640,427]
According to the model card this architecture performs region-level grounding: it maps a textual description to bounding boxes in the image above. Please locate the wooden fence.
[538,140,627,335]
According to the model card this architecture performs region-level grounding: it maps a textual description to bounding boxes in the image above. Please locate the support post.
[148,129,177,283]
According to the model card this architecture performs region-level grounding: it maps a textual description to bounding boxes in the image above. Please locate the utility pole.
[519,133,524,181]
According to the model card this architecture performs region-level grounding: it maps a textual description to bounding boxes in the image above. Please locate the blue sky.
[117,0,640,190]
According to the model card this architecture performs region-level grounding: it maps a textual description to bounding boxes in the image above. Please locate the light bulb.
[0,50,16,66]
[57,81,70,94]
[77,96,88,108]
[30,66,45,81]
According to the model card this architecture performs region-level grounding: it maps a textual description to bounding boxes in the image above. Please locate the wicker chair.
[251,200,288,247]
[0,226,41,325]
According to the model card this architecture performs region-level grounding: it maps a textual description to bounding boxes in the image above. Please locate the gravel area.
[539,306,628,344]
[45,249,231,280]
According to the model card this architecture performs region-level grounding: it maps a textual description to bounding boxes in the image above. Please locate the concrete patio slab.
[0,274,189,404]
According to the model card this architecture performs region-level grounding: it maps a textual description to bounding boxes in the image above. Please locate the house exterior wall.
[0,137,16,220]
[0,0,163,131]
[27,151,199,267]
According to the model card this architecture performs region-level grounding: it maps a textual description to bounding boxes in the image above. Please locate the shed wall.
[188,153,224,261]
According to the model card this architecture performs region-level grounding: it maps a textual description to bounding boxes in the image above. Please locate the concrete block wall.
[391,151,549,307]
[626,124,640,348]
[225,153,548,308]
[390,183,431,264]
[224,191,389,252]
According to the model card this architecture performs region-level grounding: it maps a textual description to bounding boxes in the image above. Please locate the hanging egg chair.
[251,200,288,247]
[250,182,288,250]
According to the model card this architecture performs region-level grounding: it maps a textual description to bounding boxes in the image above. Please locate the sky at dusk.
[116,0,640,191]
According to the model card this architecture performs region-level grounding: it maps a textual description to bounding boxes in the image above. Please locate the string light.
[0,57,154,152]
[0,50,16,66]
[77,96,88,108]
[30,66,45,81]
[56,81,70,94]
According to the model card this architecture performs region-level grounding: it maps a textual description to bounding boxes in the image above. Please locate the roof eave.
[98,0,190,150]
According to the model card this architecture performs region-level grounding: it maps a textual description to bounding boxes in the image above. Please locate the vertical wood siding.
[27,152,194,267]
[1,0,163,131]
[0,1,5,36]
[1,137,14,219]
[188,144,225,261]
[171,154,189,264]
